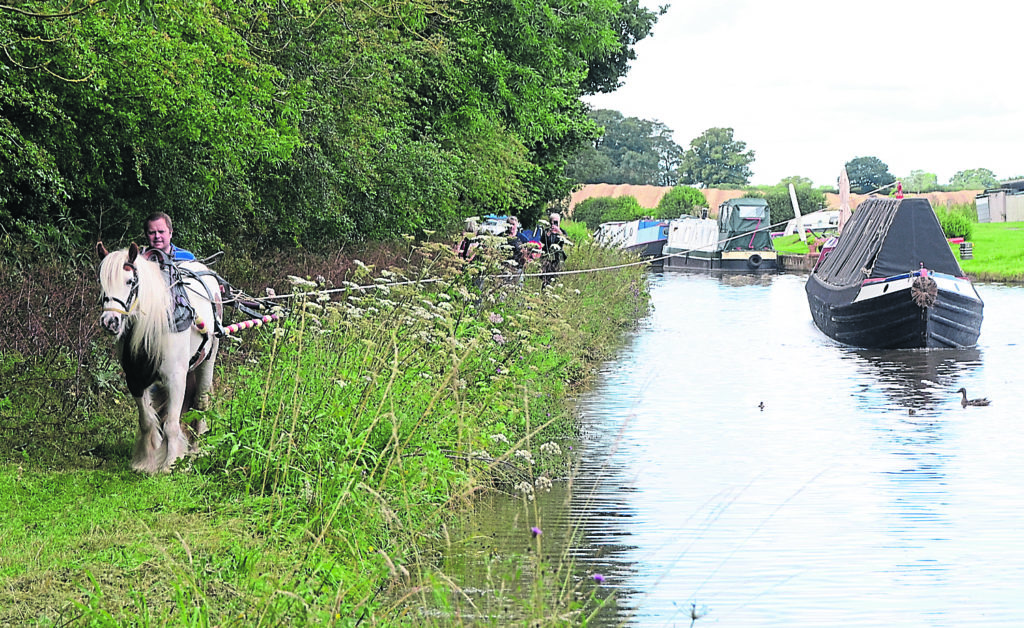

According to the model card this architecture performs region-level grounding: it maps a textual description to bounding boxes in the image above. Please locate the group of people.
[455,212,571,285]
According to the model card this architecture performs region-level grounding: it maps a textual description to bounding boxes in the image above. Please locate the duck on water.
[957,388,990,407]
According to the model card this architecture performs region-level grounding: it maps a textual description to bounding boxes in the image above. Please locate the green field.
[773,222,1024,283]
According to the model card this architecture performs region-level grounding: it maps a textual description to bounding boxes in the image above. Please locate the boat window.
[738,206,767,219]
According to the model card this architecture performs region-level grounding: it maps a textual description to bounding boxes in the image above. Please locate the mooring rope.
[235,217,811,303]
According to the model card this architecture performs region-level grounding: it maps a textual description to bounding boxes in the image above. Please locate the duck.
[957,387,990,407]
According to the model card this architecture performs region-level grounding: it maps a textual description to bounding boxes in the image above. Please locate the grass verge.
[1,226,650,625]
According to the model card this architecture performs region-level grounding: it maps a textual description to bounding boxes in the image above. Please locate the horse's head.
[97,242,141,337]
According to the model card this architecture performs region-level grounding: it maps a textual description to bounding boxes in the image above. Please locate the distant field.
[959,222,1024,282]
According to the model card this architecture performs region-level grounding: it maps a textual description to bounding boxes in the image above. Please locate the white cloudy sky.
[585,0,1024,187]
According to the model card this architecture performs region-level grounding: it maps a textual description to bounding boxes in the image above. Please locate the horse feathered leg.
[157,360,191,472]
[131,389,164,474]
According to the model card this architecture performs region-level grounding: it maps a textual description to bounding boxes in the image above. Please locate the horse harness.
[143,249,223,370]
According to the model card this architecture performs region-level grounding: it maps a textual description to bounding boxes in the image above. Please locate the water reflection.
[430,273,1024,626]
[845,348,983,413]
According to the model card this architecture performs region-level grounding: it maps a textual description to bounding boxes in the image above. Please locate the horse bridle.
[101,261,140,316]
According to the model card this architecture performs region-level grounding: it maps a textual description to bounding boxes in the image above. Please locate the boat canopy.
[812,197,964,287]
[718,198,772,251]
[666,216,718,252]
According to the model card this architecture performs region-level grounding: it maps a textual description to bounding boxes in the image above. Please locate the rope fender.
[911,275,938,308]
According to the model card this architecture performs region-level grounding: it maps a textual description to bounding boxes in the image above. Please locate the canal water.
[439,271,1024,627]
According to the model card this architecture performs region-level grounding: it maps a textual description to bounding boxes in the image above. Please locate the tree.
[779,175,813,188]
[902,170,939,194]
[752,185,826,227]
[655,186,706,218]
[567,109,683,185]
[949,168,999,190]
[580,0,665,95]
[676,128,755,188]
[845,156,896,194]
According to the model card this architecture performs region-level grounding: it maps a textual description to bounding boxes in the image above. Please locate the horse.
[96,242,222,473]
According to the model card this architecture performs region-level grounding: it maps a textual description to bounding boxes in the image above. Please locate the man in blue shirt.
[144,212,195,261]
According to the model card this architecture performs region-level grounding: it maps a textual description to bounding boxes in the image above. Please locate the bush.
[655,186,705,218]
[570,196,645,228]
[937,209,974,240]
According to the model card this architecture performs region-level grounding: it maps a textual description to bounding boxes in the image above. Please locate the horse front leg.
[131,389,164,474]
[159,371,191,473]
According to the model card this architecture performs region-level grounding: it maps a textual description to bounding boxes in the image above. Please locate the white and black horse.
[97,242,221,473]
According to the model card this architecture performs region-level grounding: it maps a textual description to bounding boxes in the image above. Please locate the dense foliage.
[571,195,644,228]
[845,156,896,194]
[949,168,999,190]
[936,203,976,240]
[0,0,659,251]
[567,109,683,186]
[752,184,827,227]
[656,185,706,217]
[677,127,755,187]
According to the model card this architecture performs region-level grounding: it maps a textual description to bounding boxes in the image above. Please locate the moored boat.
[594,218,668,257]
[662,198,777,272]
[805,197,983,349]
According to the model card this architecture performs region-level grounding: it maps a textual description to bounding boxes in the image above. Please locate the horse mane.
[99,248,172,361]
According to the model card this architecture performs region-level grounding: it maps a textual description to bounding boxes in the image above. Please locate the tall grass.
[2,226,651,624]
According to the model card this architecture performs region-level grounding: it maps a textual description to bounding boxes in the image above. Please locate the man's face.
[145,218,172,253]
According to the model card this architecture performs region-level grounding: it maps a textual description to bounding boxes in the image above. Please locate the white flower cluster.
[489,433,509,444]
[515,481,535,501]
[515,449,535,465]
[539,442,562,456]
[534,476,553,492]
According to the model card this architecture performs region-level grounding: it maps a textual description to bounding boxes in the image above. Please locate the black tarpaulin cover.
[812,197,964,287]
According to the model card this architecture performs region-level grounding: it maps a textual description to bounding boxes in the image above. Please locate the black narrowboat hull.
[663,249,778,273]
[805,271,984,349]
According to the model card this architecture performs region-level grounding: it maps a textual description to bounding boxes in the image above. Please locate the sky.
[584,0,1024,188]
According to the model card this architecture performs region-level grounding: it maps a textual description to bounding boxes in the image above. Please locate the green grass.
[956,221,1024,282]
[1,226,650,626]
[773,222,1024,283]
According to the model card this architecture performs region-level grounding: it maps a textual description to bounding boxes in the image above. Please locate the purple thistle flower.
[592,573,605,584]
[531,526,542,537]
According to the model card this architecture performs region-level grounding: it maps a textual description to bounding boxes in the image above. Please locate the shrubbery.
[570,196,645,228]
[937,203,977,240]
[655,186,706,218]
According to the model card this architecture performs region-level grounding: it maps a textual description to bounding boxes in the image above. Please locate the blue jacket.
[170,244,196,261]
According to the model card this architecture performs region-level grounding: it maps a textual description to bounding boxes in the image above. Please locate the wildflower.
[539,442,562,456]
[422,229,436,236]
[592,573,605,584]
[530,526,542,537]
[373,277,391,284]
[573,289,581,295]
[488,312,504,324]
[265,287,276,297]
[492,333,506,345]
[380,269,396,278]
[353,259,368,269]
[515,481,535,500]
[490,433,509,444]
[514,449,535,464]
[342,281,361,290]
[287,275,317,288]
[535,476,552,492]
